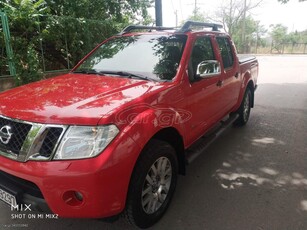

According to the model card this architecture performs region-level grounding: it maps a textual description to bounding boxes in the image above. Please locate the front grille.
[39,127,64,158]
[0,116,66,162]
[0,117,32,155]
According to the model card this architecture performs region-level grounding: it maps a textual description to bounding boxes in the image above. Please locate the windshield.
[74,34,187,81]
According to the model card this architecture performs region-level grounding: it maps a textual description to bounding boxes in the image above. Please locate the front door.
[184,36,224,144]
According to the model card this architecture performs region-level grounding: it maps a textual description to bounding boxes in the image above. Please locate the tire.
[234,87,252,126]
[124,139,178,228]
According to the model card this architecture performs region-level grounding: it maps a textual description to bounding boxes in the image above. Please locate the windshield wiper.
[98,70,154,81]
[73,69,157,82]
[73,69,99,75]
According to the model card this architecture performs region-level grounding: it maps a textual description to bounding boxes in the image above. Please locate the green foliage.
[0,0,154,85]
[270,24,288,43]
[270,24,288,53]
[270,24,307,53]
[1,0,48,85]
[14,41,42,85]
[0,29,7,76]
[287,30,307,43]
[232,16,267,53]
[186,7,208,23]
[183,0,307,54]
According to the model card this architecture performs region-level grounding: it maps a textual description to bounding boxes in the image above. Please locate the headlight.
[54,125,119,160]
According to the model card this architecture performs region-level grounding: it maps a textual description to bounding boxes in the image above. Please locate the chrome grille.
[0,117,32,155]
[0,115,67,162]
[39,127,64,158]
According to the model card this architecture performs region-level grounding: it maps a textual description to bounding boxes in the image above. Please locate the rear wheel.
[235,87,252,126]
[124,139,178,228]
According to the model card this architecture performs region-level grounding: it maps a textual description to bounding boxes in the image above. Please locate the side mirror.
[196,60,221,78]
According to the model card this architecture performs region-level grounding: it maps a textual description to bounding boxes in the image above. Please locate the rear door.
[215,36,241,112]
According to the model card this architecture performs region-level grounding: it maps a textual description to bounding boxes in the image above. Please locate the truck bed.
[238,54,257,64]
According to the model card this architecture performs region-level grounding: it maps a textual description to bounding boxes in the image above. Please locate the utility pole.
[255,21,259,54]
[175,10,178,27]
[241,0,247,53]
[0,12,16,76]
[194,0,197,17]
[155,0,162,26]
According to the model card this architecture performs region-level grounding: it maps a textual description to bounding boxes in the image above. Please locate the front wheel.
[234,87,252,126]
[124,140,178,228]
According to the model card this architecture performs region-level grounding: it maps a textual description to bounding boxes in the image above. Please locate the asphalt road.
[1,55,307,230]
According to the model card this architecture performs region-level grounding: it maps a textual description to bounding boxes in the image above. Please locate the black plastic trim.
[0,170,51,212]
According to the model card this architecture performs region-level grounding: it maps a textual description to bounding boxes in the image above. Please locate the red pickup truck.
[0,21,258,228]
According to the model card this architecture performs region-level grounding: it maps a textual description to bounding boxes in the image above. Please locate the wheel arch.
[152,127,186,175]
[246,79,255,108]
[240,72,255,109]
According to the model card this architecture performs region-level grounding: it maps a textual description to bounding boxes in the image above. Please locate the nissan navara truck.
[0,21,258,228]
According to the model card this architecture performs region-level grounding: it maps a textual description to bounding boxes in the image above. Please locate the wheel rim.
[243,92,250,122]
[141,157,172,214]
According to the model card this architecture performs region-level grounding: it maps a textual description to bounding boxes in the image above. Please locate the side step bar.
[185,114,239,164]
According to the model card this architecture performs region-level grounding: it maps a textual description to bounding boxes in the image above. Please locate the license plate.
[0,188,17,207]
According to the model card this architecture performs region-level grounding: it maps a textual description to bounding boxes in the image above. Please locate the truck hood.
[0,74,164,125]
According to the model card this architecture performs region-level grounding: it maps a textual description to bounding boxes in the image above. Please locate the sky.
[149,0,307,32]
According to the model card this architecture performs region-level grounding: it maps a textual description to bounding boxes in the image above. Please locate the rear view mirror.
[196,60,221,78]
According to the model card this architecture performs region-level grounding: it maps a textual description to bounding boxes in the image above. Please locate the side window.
[216,37,234,69]
[189,37,216,80]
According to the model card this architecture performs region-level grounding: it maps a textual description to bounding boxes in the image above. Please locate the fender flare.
[235,72,255,111]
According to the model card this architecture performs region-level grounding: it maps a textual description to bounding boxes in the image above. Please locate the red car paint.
[0,28,258,218]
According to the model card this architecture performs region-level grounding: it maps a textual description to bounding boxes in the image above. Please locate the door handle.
[235,72,239,78]
[216,80,223,87]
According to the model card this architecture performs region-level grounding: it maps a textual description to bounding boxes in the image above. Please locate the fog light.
[63,191,84,206]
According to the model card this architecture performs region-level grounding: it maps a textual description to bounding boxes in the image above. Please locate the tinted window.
[75,34,187,81]
[189,37,215,79]
[216,37,234,69]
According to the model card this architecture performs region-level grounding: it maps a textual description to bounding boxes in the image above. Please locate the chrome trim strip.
[27,124,68,161]
[0,149,18,160]
[20,124,43,162]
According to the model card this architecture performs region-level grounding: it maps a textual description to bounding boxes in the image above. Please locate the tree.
[214,0,262,36]
[231,16,266,53]
[1,0,50,84]
[213,0,263,53]
[270,24,288,42]
[186,7,209,22]
[0,0,154,85]
[184,0,265,53]
[270,24,288,53]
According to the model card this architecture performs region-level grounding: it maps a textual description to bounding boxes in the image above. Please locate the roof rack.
[119,25,175,35]
[177,21,223,33]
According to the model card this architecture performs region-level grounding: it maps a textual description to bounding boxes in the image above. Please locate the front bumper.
[0,170,51,212]
[0,131,141,218]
